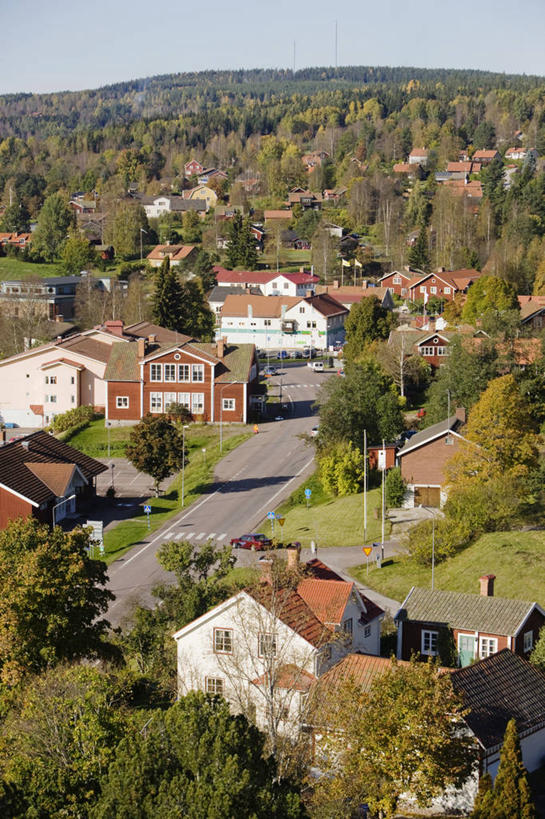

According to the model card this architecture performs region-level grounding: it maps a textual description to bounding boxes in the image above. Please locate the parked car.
[230,533,272,550]
[263,366,278,376]
[279,350,289,359]
[307,360,324,371]
[274,415,285,421]
[289,350,302,359]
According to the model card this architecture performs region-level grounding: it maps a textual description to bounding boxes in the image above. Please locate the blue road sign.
[267,511,276,519]
[144,505,151,514]
[304,488,312,499]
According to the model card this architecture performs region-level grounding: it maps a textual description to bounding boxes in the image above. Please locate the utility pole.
[335,20,338,68]
[363,429,367,544]
[293,40,296,74]
[381,438,385,560]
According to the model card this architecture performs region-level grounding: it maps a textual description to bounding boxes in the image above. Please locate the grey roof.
[452,650,545,749]
[208,285,248,303]
[397,586,537,636]
[398,415,462,456]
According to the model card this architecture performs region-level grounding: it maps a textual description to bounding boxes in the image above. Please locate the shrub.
[51,405,96,433]
[445,474,524,535]
[319,441,364,496]
[385,467,406,508]
[406,517,472,566]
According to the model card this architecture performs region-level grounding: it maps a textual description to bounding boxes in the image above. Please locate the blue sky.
[1,0,544,94]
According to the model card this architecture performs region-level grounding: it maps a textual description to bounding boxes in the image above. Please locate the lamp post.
[181,424,189,507]
[52,493,76,528]
[139,228,148,261]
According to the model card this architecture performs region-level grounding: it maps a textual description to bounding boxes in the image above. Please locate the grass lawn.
[66,418,132,458]
[349,530,545,606]
[101,425,251,563]
[0,256,62,279]
[258,470,390,548]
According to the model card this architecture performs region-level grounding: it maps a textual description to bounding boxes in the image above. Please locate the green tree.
[226,213,258,269]
[312,659,476,818]
[182,209,202,243]
[488,719,537,818]
[31,193,73,261]
[0,518,114,686]
[193,248,216,290]
[343,296,393,362]
[125,414,187,496]
[61,230,97,273]
[91,692,306,819]
[407,225,431,272]
[151,257,183,331]
[470,772,494,818]
[462,275,519,324]
[473,121,496,149]
[385,466,407,507]
[0,200,30,232]
[530,625,545,673]
[316,361,404,452]
[106,201,148,258]
[0,665,143,817]
[179,278,215,340]
[319,441,364,496]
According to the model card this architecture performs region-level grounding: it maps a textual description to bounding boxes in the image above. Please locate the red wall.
[107,381,141,421]
[0,487,36,529]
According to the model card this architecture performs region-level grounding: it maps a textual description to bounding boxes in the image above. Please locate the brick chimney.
[455,407,466,424]
[55,314,64,323]
[479,574,495,597]
[137,338,146,358]
[333,279,339,288]
[286,544,301,571]
[104,320,124,337]
[217,337,225,358]
[259,558,273,584]
[147,334,157,344]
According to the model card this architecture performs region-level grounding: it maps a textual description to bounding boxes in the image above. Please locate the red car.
[230,533,272,550]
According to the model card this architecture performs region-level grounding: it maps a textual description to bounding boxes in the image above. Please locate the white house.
[214,267,319,297]
[173,552,383,733]
[217,293,347,351]
[139,195,207,219]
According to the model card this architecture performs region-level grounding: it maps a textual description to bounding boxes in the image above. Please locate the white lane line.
[252,455,315,521]
[175,533,182,540]
[195,532,206,540]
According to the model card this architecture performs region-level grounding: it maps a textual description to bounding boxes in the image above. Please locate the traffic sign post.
[144,505,151,530]
[304,487,312,509]
[362,544,373,576]
[267,510,276,537]
[86,520,104,558]
[276,515,285,527]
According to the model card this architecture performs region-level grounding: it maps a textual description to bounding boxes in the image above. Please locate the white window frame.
[191,392,204,414]
[48,395,57,403]
[150,392,163,413]
[421,629,438,656]
[205,677,225,696]
[116,396,129,409]
[177,392,191,409]
[420,285,426,294]
[524,631,534,652]
[164,392,177,410]
[191,364,204,382]
[430,286,437,294]
[479,637,498,659]
[444,286,451,294]
[393,276,402,285]
[178,364,190,382]
[214,628,233,654]
[150,363,162,382]
[222,398,235,411]
[258,632,277,658]
[264,319,272,327]
[164,363,176,382]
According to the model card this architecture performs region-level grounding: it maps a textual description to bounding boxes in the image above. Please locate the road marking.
[175,533,182,540]
[218,533,227,541]
[186,532,195,539]
[195,532,206,540]
[252,455,315,522]
[208,533,216,539]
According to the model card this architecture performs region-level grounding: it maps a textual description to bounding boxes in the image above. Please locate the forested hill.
[1,65,544,139]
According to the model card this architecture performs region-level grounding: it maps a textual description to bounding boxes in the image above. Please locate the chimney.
[21,440,29,451]
[455,407,466,424]
[479,574,496,597]
[305,289,313,298]
[148,334,157,344]
[362,279,368,289]
[286,544,301,571]
[104,320,124,338]
[259,558,273,585]
[248,304,253,319]
[217,337,225,358]
[137,338,146,358]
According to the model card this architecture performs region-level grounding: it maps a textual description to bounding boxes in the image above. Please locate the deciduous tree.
[343,296,392,362]
[31,193,73,261]
[462,275,518,324]
[125,414,187,496]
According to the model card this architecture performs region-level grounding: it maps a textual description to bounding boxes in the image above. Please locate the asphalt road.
[106,363,328,626]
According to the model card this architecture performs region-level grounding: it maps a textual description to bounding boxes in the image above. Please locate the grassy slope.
[0,256,63,279]
[260,470,390,547]
[350,530,545,606]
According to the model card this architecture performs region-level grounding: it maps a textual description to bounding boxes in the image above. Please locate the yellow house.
[186,185,218,209]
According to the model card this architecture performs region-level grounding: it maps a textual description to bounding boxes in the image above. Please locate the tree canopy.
[462,275,519,324]
[125,414,187,495]
[343,296,393,362]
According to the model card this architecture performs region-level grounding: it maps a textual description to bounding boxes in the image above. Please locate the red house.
[395,576,545,667]
[379,269,422,298]
[105,336,258,425]
[409,269,482,303]
[184,159,204,178]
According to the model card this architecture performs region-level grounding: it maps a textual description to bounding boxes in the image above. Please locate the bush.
[319,441,364,496]
[51,405,97,433]
[406,517,472,566]
[444,474,525,535]
[385,467,406,508]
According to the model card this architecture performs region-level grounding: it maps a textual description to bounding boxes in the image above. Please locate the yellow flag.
[341,259,350,267]
[354,258,362,268]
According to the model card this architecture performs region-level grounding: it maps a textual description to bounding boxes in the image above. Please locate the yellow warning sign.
[362,546,373,557]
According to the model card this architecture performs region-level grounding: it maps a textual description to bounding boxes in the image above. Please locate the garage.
[414,486,441,507]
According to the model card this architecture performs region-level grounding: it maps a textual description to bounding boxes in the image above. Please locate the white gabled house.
[173,553,383,732]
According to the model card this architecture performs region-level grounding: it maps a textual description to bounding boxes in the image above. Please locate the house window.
[258,633,277,657]
[299,307,305,313]
[178,364,190,382]
[524,631,534,652]
[479,637,498,659]
[71,395,75,404]
[164,364,176,382]
[393,276,402,285]
[45,375,57,385]
[150,363,162,382]
[420,286,426,293]
[150,392,163,413]
[306,321,316,329]
[343,618,353,636]
[222,398,235,411]
[164,392,177,410]
[421,630,438,656]
[444,287,451,294]
[49,395,57,403]
[205,677,225,696]
[430,286,437,294]
[116,396,129,409]
[283,282,289,289]
[214,628,233,654]
[437,347,448,356]
[420,346,435,356]
[264,319,272,327]
[364,625,371,638]
[71,376,75,385]
[191,393,204,414]
[177,392,191,409]
[191,364,204,382]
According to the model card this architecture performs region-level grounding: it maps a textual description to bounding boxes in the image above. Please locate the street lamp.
[52,493,76,528]
[139,228,148,261]
[181,424,189,507]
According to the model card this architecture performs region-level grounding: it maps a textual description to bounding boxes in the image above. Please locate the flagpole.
[363,429,367,545]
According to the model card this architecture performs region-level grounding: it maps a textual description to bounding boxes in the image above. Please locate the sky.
[1,0,544,95]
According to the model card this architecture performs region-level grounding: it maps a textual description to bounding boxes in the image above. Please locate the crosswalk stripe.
[196,532,206,540]
[218,533,227,541]
[175,533,182,540]
[186,532,195,539]
[208,533,216,539]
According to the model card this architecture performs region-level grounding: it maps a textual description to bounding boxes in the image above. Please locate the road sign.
[362,546,373,557]
[144,505,151,514]
[304,488,312,498]
[277,516,285,527]
[267,511,276,520]
[86,520,104,556]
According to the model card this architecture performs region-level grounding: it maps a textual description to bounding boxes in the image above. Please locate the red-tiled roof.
[314,653,409,693]
[298,578,353,625]
[304,558,384,624]
[253,663,316,692]
[263,209,293,219]
[214,267,277,285]
[147,244,196,261]
[39,358,85,371]
[247,585,330,648]
[25,462,77,497]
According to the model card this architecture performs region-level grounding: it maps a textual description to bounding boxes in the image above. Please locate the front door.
[458,634,476,667]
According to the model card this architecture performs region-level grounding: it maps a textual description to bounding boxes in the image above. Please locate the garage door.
[414,486,441,507]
